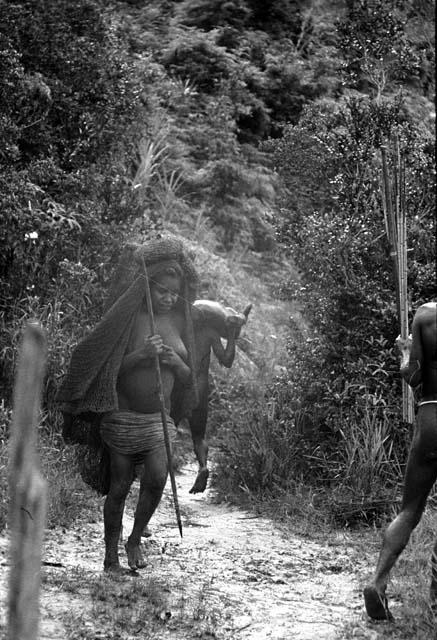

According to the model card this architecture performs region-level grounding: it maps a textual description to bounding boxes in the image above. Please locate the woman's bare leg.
[125,447,168,570]
[103,451,134,572]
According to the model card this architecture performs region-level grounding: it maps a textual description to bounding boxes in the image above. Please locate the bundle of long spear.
[380,136,414,423]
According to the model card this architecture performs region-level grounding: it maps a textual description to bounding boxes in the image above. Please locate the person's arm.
[159,346,191,383]
[119,335,163,375]
[211,327,237,368]
[212,305,251,365]
[396,314,423,387]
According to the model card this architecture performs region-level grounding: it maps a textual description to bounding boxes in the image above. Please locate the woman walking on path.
[57,238,199,572]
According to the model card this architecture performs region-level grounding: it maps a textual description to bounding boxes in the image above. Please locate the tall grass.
[38,424,102,530]
[0,416,100,533]
[213,379,410,527]
[0,284,106,533]
[0,407,100,531]
[327,400,407,525]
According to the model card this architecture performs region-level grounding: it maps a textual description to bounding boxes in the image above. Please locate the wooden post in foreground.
[8,322,47,640]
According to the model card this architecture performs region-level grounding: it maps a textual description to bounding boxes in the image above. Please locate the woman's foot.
[125,541,147,570]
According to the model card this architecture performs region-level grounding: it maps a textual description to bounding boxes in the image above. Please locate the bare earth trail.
[127,463,365,640]
[1,460,369,640]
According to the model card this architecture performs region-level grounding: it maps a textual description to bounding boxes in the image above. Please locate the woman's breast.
[157,318,188,362]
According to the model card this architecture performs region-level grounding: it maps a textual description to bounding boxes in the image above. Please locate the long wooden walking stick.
[140,256,183,537]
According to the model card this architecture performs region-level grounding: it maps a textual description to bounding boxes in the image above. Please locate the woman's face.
[150,275,181,315]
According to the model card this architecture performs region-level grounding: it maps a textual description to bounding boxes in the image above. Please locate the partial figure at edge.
[363,301,437,620]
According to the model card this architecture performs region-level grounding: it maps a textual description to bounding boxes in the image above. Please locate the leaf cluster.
[260,93,435,511]
[337,0,422,93]
[0,0,148,408]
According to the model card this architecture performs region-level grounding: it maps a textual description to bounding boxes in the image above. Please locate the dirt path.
[139,462,364,640]
[1,459,370,640]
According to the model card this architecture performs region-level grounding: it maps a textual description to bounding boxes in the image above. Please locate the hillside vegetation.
[0,0,435,532]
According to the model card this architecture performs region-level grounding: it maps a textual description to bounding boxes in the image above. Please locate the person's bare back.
[412,302,437,399]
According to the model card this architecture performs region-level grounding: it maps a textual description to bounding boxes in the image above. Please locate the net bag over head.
[104,238,198,313]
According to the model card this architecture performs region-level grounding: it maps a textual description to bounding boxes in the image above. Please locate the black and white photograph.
[0,1,435,638]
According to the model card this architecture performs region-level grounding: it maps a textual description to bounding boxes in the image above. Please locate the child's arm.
[211,327,237,368]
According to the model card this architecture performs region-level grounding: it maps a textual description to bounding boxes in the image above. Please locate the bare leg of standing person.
[189,399,210,494]
[125,447,168,570]
[104,451,134,572]
[364,405,437,619]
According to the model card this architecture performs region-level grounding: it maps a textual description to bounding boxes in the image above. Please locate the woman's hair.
[153,265,183,283]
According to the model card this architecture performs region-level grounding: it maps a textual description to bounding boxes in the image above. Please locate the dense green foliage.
[212,0,436,518]
[0,0,147,411]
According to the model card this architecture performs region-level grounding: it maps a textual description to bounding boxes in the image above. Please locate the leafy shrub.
[0,0,147,413]
[1,0,141,165]
[337,0,421,95]
[190,158,276,249]
[175,0,251,30]
[246,0,305,40]
[218,93,435,519]
[162,32,233,93]
[262,61,321,135]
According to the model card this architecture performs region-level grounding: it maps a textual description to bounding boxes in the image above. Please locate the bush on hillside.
[0,0,146,412]
[175,0,309,43]
[272,93,435,417]
[262,60,322,134]
[175,0,251,30]
[246,0,306,41]
[162,32,233,93]
[214,93,435,519]
[1,1,140,166]
[337,0,421,96]
[191,159,276,249]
